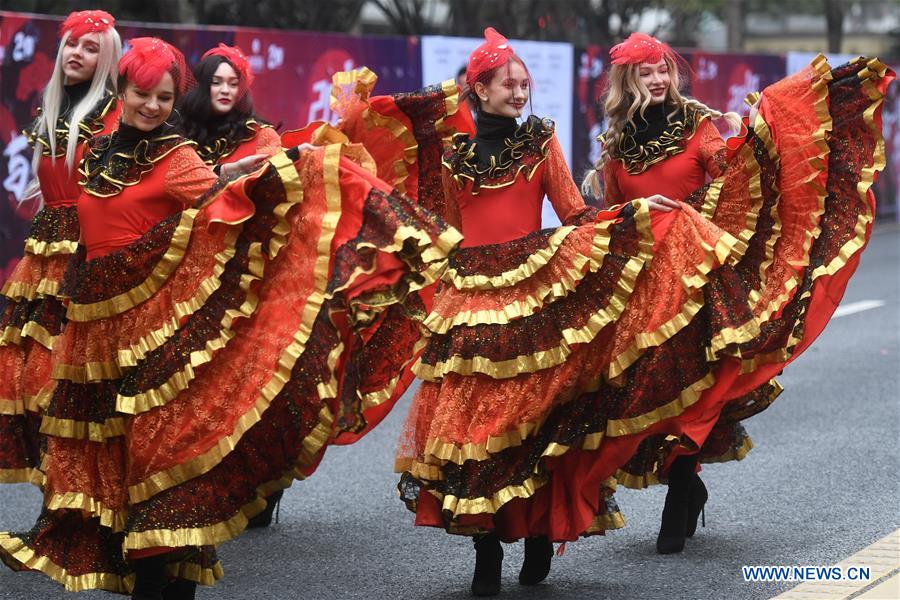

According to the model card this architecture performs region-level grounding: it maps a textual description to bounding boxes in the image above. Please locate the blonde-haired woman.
[581,32,892,558]
[582,33,740,206]
[0,10,121,486]
[581,33,752,556]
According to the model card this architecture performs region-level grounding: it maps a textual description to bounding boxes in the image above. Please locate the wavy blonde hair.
[581,55,741,199]
[31,27,122,174]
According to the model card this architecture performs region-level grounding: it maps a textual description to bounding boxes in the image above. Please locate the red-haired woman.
[0,37,459,599]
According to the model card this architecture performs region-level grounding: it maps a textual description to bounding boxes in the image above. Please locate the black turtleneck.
[102,123,166,165]
[474,110,518,166]
[628,102,671,147]
[61,80,93,117]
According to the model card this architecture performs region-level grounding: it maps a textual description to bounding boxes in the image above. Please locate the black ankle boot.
[247,489,284,529]
[163,578,197,600]
[131,555,169,600]
[656,454,698,554]
[518,536,553,585]
[471,533,503,597]
[686,474,708,538]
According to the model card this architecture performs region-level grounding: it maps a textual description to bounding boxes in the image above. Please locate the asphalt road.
[1,224,897,600]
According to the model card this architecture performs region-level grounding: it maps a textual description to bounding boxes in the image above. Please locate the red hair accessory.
[119,37,191,95]
[609,32,674,66]
[202,44,254,91]
[59,10,115,40]
[466,27,518,87]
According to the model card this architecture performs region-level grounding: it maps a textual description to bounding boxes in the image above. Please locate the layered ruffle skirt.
[0,144,460,591]
[396,56,893,541]
[0,204,80,487]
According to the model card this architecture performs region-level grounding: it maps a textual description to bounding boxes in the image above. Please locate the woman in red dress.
[180,44,281,171]
[179,43,285,528]
[0,38,460,599]
[0,10,121,487]
[396,28,893,597]
[582,33,769,555]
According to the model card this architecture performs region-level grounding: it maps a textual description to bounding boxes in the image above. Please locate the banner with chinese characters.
[0,10,421,283]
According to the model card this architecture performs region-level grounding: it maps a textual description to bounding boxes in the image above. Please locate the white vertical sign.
[422,35,575,227]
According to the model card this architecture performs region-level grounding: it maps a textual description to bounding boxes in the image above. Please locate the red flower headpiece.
[466,27,518,87]
[202,43,254,92]
[119,37,191,96]
[59,10,115,40]
[609,32,674,66]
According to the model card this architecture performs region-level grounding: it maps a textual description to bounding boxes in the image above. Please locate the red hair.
[119,37,191,96]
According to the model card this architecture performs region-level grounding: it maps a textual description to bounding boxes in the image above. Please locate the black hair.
[178,54,266,148]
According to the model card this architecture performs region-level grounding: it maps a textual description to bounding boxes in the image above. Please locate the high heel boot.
[471,533,503,597]
[656,454,698,554]
[686,473,708,538]
[518,536,553,585]
[131,554,169,600]
[163,578,197,600]
[247,489,283,529]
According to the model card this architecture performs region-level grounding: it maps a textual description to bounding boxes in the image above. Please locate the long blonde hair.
[31,27,122,174]
[581,55,741,199]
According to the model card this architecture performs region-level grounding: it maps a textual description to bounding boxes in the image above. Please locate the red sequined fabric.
[396,56,893,541]
[0,135,460,591]
[0,97,119,487]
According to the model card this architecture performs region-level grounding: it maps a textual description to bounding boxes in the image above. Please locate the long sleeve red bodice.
[442,117,593,248]
[196,120,281,166]
[602,113,727,207]
[78,137,218,260]
[27,96,120,208]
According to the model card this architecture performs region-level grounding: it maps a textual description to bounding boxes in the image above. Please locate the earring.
[164,109,180,128]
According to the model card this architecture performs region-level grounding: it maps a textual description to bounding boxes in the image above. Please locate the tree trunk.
[823,0,844,53]
[726,0,744,51]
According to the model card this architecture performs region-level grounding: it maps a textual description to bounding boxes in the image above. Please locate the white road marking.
[833,300,886,318]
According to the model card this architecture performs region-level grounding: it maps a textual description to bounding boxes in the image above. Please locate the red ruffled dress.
[600,101,776,479]
[0,80,463,592]
[0,93,119,487]
[396,56,893,542]
[194,118,281,167]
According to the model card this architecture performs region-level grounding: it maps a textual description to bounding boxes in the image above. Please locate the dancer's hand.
[645,194,681,212]
[296,143,317,153]
[222,154,269,178]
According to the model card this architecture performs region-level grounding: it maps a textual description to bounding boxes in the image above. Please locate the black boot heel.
[518,536,553,585]
[686,475,708,538]
[163,578,197,600]
[656,454,698,554]
[247,489,284,529]
[131,555,169,600]
[471,533,503,597]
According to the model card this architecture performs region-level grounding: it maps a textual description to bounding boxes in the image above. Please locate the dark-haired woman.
[180,44,280,170]
[179,44,284,528]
